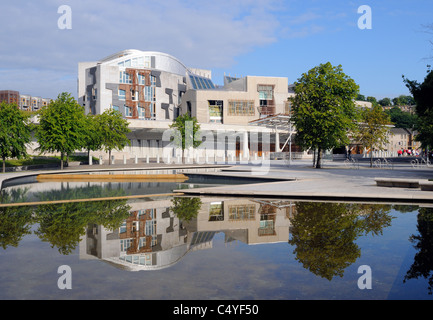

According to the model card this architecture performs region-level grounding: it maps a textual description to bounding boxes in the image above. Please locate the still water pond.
[0,178,433,300]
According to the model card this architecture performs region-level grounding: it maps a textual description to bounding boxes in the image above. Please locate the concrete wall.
[181,76,289,126]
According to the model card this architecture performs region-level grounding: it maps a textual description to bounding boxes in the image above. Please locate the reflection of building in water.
[197,199,294,245]
[79,197,293,271]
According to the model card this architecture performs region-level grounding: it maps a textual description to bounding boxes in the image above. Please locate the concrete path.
[178,160,433,203]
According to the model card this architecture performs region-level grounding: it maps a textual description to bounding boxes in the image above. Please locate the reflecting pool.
[1,189,432,300]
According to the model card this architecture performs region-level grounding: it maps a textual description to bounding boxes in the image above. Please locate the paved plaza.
[1,158,433,204]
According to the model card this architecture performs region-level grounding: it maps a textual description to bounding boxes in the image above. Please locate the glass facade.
[228,100,255,116]
[208,100,223,123]
[189,75,215,90]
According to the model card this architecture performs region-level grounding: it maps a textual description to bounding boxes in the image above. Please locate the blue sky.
[0,0,432,100]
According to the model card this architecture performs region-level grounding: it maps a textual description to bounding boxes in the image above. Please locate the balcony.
[258,106,276,116]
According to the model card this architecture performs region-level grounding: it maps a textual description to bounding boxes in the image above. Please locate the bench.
[374,178,420,188]
[420,181,433,191]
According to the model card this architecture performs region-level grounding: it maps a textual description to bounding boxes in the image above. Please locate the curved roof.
[99,49,191,76]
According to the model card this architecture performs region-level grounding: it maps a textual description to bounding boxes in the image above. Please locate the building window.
[258,85,273,101]
[228,205,256,221]
[138,74,146,85]
[131,89,138,101]
[144,56,151,68]
[118,89,126,100]
[228,100,254,116]
[138,106,145,119]
[119,71,132,84]
[125,105,132,117]
[144,86,154,102]
[208,100,223,123]
[112,105,119,112]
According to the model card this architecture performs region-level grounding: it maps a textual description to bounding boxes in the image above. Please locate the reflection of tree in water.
[0,184,133,253]
[288,202,393,281]
[34,199,131,255]
[404,207,433,294]
[0,205,34,250]
[35,183,128,202]
[170,197,202,222]
[0,188,34,249]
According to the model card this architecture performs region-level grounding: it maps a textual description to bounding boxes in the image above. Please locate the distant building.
[0,90,52,112]
[0,90,20,105]
[388,127,421,154]
[382,105,416,114]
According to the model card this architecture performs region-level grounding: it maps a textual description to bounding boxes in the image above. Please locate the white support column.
[243,130,249,160]
[275,126,280,152]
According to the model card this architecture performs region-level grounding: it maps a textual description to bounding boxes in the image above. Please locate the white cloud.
[0,0,284,97]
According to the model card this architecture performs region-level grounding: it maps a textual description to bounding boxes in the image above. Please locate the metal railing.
[373,158,394,169]
[344,158,360,169]
[411,158,431,169]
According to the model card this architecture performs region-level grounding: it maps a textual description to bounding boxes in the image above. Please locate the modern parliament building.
[78,49,297,163]
[78,49,369,163]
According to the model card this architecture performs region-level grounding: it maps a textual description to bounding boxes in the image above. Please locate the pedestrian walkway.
[1,159,433,204]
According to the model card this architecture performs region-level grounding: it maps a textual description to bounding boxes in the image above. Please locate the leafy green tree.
[357,94,366,101]
[366,96,378,106]
[83,113,102,159]
[98,109,131,165]
[169,113,201,163]
[392,95,415,106]
[385,106,418,129]
[378,97,392,106]
[0,102,32,173]
[356,105,391,167]
[35,92,87,170]
[403,70,433,149]
[291,62,360,168]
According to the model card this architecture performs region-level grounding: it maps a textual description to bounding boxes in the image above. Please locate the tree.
[385,106,418,129]
[366,96,378,106]
[356,105,391,167]
[393,95,415,106]
[291,62,360,168]
[36,92,87,170]
[403,69,433,150]
[83,113,102,159]
[98,108,131,165]
[0,102,32,173]
[378,97,392,106]
[169,113,201,163]
[357,94,366,101]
